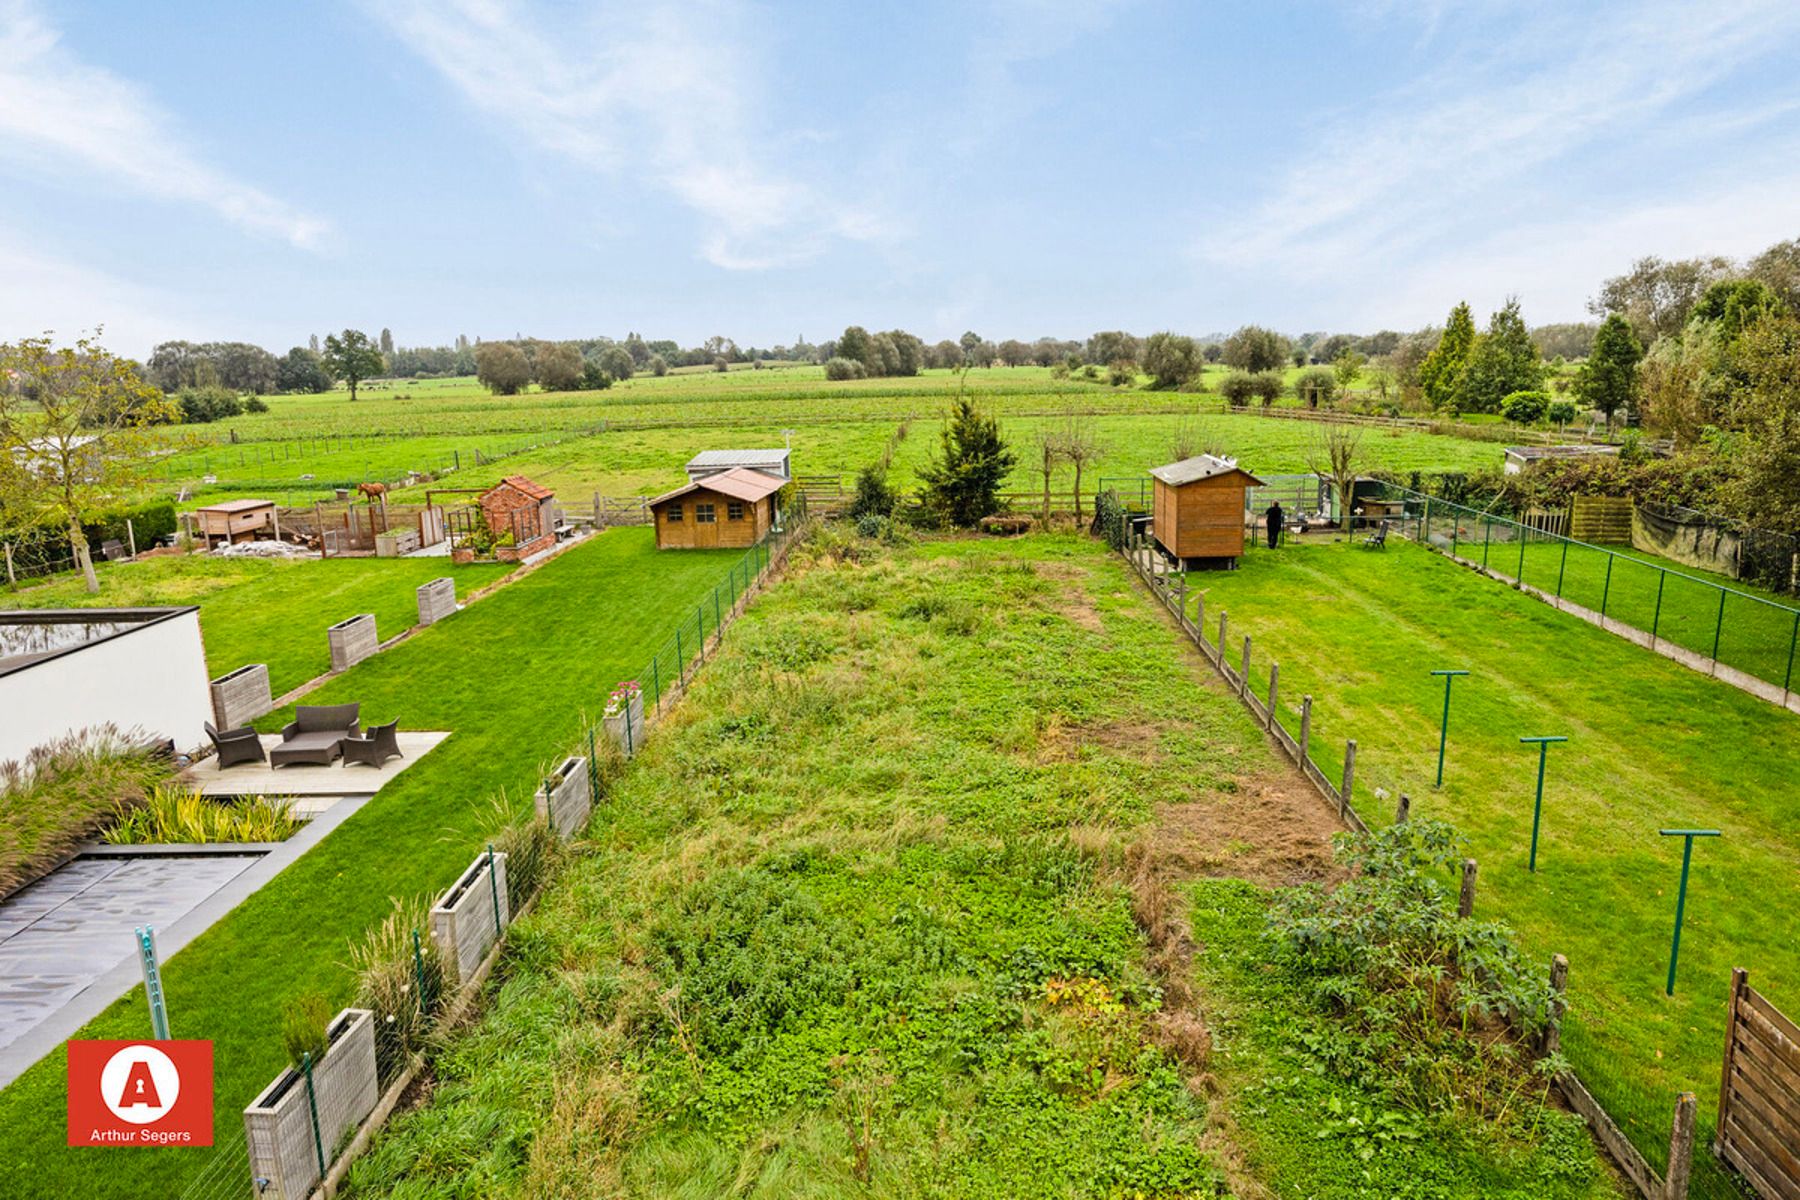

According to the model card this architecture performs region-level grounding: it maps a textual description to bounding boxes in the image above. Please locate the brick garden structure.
[478,475,556,561]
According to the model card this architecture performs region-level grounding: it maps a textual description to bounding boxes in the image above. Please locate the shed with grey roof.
[1149,454,1265,567]
[684,449,791,482]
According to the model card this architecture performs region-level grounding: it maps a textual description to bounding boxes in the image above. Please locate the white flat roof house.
[684,448,792,482]
[0,608,212,762]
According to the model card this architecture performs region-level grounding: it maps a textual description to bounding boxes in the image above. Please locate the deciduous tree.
[1221,325,1291,374]
[0,334,176,592]
[321,330,385,401]
[1142,331,1202,388]
[474,342,532,395]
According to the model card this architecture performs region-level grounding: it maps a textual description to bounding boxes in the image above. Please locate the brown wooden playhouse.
[1149,454,1264,568]
[649,468,783,550]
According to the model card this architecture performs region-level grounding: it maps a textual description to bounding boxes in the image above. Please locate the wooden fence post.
[1193,596,1204,644]
[1218,611,1229,665]
[1665,1093,1696,1200]
[126,518,136,559]
[1544,953,1568,1055]
[4,541,14,585]
[1240,636,1251,698]
[1341,740,1356,818]
[1716,967,1747,1154]
[1298,695,1312,767]
[1459,859,1478,918]
[1394,792,1411,823]
[1266,663,1279,731]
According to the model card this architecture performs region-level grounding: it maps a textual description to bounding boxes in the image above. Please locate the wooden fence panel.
[1717,968,1800,1199]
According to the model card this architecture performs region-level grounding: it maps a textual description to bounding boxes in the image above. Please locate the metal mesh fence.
[1372,485,1800,700]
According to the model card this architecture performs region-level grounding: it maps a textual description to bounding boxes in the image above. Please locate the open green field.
[1180,537,1800,1181]
[337,533,1610,1198]
[0,528,741,1200]
[396,410,1508,503]
[0,554,512,697]
[138,367,1527,511]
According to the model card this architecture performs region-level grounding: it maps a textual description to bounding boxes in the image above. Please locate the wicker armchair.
[204,721,266,768]
[341,719,402,769]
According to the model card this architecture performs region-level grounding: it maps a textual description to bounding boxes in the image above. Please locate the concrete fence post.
[1665,1093,1697,1200]
[1240,636,1251,698]
[1341,739,1356,817]
[1459,859,1478,918]
[1266,663,1279,731]
[1298,695,1312,768]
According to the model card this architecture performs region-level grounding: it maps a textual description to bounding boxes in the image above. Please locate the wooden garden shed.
[1149,455,1265,568]
[192,498,276,548]
[649,468,783,550]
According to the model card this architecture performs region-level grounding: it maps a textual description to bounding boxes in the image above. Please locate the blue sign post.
[1432,670,1470,787]
[1658,829,1721,996]
[1519,736,1568,872]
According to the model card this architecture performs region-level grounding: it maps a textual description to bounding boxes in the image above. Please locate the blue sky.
[2,0,1798,356]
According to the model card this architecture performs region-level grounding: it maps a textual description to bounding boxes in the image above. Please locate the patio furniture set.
[204,702,404,770]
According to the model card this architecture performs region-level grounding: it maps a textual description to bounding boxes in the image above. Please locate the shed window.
[695,503,717,523]
[667,503,683,522]
[727,501,745,521]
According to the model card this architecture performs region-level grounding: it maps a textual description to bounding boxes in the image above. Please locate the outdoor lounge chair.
[271,703,360,767]
[205,721,266,768]
[1362,520,1389,549]
[341,719,402,769]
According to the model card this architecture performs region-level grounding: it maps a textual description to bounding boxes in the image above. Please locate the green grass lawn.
[336,532,1608,1198]
[1418,516,1800,689]
[0,527,742,1200]
[1180,537,1800,1176]
[0,554,513,697]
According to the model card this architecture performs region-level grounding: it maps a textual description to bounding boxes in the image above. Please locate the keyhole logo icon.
[99,1045,180,1124]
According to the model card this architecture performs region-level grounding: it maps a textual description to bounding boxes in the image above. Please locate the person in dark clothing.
[1265,500,1284,549]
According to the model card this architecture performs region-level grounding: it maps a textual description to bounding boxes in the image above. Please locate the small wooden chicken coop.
[1149,455,1265,568]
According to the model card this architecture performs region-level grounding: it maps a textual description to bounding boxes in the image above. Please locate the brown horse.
[357,481,388,502]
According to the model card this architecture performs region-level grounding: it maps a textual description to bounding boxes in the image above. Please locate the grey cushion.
[294,703,359,734]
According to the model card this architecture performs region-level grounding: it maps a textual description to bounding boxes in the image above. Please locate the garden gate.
[1716,968,1800,1199]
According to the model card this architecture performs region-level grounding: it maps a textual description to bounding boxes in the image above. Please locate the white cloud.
[367,0,890,270]
[0,0,329,249]
[0,234,199,352]
[1192,0,1800,313]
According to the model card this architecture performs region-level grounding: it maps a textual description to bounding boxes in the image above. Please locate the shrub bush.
[1501,390,1550,424]
[243,396,269,413]
[1295,367,1338,408]
[824,357,867,381]
[1267,818,1560,1118]
[177,386,244,424]
[848,466,898,520]
[1219,371,1257,408]
[1546,399,1577,426]
[1107,359,1137,386]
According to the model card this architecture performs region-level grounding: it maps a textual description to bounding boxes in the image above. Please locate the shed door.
[693,499,720,547]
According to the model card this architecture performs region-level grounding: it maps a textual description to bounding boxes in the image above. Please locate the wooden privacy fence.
[1717,969,1800,1199]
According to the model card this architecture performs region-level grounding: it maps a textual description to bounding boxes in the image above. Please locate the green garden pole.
[303,1051,327,1179]
[487,843,502,932]
[1432,669,1469,787]
[1451,520,1458,559]
[1658,829,1720,996]
[1711,589,1726,662]
[1600,554,1614,616]
[1516,523,1527,583]
[1651,573,1666,644]
[586,726,601,805]
[713,586,722,637]
[1422,497,1431,546]
[1482,518,1492,568]
[675,627,685,683]
[1519,736,1567,872]
[651,656,661,704]
[1784,609,1799,698]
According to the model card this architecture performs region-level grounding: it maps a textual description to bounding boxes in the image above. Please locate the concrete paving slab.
[192,731,448,796]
